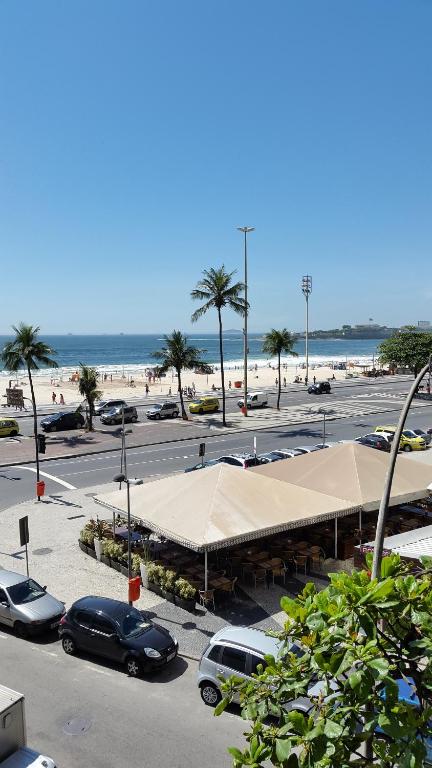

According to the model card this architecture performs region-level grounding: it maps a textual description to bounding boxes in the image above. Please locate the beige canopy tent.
[96,463,356,589]
[252,443,432,525]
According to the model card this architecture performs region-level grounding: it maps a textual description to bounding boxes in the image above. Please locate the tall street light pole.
[237,226,255,417]
[301,275,312,387]
[113,472,143,605]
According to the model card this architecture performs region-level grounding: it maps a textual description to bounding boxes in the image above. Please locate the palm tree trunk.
[217,308,226,427]
[88,398,93,431]
[177,368,187,420]
[277,352,281,410]
[28,366,40,490]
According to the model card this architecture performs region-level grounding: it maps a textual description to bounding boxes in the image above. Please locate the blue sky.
[0,1,431,334]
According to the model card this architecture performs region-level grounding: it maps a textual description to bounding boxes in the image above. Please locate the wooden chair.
[241,563,255,583]
[294,553,308,575]
[271,562,287,585]
[219,576,238,596]
[199,589,216,612]
[253,568,267,588]
[309,546,325,571]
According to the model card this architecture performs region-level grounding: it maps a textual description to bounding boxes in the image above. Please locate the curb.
[0,398,425,469]
[178,651,201,662]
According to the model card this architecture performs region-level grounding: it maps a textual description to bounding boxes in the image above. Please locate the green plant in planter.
[163,569,177,594]
[146,562,158,584]
[175,578,196,601]
[102,539,124,560]
[88,518,110,541]
[131,553,142,575]
[80,525,95,546]
[149,564,166,586]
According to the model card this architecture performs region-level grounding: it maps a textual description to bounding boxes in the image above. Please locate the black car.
[308,381,331,394]
[40,411,85,432]
[59,596,178,677]
[355,434,391,452]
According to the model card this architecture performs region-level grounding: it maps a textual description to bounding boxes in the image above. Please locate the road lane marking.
[15,466,77,490]
[85,664,111,676]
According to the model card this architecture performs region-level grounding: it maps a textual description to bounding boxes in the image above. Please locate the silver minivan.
[197,625,311,710]
[0,570,65,637]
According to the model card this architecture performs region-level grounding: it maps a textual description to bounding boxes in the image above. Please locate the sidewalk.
[0,485,291,658]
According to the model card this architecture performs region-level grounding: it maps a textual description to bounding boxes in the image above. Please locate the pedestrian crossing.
[198,394,431,432]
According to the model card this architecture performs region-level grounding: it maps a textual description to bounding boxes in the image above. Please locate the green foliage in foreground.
[379,328,432,377]
[217,554,432,768]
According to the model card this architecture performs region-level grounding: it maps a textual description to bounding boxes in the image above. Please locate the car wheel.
[14,621,28,639]
[199,409,204,415]
[126,656,142,677]
[50,425,56,432]
[403,445,412,452]
[133,416,138,422]
[10,430,18,437]
[155,413,161,420]
[173,411,179,418]
[62,635,76,655]
[200,682,221,707]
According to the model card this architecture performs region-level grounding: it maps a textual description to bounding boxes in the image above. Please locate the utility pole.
[302,275,312,387]
[237,226,255,416]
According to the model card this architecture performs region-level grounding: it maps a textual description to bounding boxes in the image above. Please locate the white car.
[237,392,268,409]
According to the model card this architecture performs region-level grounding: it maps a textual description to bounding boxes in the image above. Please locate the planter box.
[101,555,111,567]
[78,540,89,555]
[111,560,122,572]
[148,582,163,597]
[175,596,196,612]
[87,547,96,559]
[161,589,175,604]
[120,565,129,577]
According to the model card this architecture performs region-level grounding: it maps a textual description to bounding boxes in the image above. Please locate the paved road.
[1,398,432,511]
[0,628,245,767]
[1,377,412,438]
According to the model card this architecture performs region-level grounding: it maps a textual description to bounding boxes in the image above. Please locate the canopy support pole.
[359,508,362,543]
[204,550,208,592]
[334,517,338,559]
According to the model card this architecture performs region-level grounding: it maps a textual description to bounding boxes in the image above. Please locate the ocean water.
[0,333,382,377]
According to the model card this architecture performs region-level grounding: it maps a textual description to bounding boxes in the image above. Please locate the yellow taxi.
[189,396,220,415]
[0,418,19,437]
[374,426,426,452]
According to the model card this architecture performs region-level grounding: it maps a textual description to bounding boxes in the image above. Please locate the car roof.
[210,625,280,656]
[71,595,131,618]
[0,570,29,588]
[220,453,255,460]
[294,445,320,452]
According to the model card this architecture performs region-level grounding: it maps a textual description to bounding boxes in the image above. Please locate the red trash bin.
[128,576,141,603]
[36,480,45,497]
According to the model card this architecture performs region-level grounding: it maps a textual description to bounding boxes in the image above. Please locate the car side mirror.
[0,599,9,607]
[42,585,47,591]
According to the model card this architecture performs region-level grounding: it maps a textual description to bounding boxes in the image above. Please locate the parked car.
[257,451,286,463]
[0,418,19,437]
[184,459,221,473]
[145,402,179,420]
[237,392,268,409]
[95,399,127,416]
[313,442,338,449]
[410,428,431,445]
[0,570,65,637]
[189,397,220,414]
[59,596,178,676]
[374,426,426,452]
[355,434,391,452]
[40,411,85,432]
[293,445,322,455]
[197,626,309,708]
[217,453,262,468]
[308,382,331,395]
[271,448,305,459]
[100,406,138,425]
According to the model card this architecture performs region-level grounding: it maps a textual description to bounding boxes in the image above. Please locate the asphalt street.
[1,377,412,437]
[0,628,246,767]
[1,395,432,511]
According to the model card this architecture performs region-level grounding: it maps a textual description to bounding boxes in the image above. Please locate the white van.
[237,392,268,409]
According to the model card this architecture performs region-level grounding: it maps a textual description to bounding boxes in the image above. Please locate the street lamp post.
[113,473,143,605]
[301,275,312,387]
[237,226,255,416]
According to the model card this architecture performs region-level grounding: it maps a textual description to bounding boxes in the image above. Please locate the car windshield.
[8,578,46,605]
[403,430,416,438]
[191,399,203,405]
[118,609,152,638]
[151,404,162,410]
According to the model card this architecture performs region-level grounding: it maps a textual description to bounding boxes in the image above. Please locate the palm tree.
[153,331,205,420]
[1,324,57,489]
[78,364,102,431]
[191,266,247,427]
[262,329,298,409]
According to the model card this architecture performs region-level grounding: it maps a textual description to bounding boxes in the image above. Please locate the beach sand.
[1,362,370,410]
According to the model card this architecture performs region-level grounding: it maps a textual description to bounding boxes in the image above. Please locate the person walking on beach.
[145,383,149,396]
[228,380,231,389]
[52,391,56,404]
[313,375,316,384]
[168,387,172,396]
[283,377,286,387]
[59,393,65,405]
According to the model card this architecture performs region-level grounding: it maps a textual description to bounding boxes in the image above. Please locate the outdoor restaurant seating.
[199,589,215,611]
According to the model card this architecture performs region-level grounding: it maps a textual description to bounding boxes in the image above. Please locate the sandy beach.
[0,362,374,410]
